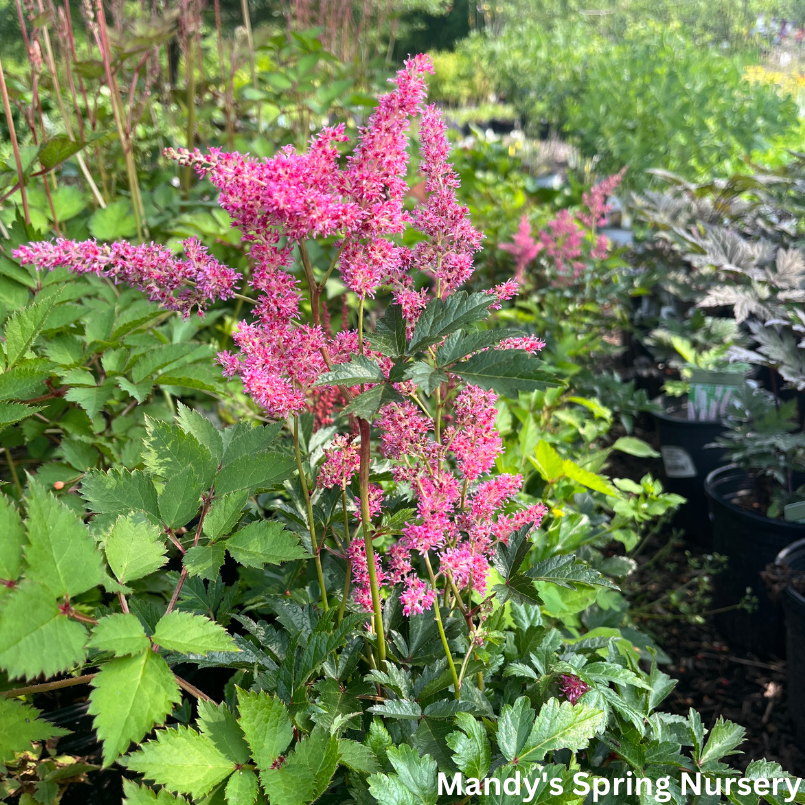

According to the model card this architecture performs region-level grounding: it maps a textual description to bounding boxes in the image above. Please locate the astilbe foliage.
[15,54,549,669]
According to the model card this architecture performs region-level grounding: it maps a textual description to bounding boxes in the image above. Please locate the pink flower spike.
[401,576,437,616]
[559,674,590,705]
[500,215,541,284]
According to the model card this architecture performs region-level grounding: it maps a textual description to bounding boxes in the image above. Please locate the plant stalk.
[424,552,460,698]
[0,55,31,226]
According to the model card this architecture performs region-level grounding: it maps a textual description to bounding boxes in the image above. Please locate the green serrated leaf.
[3,290,63,368]
[64,380,116,419]
[197,700,250,766]
[236,688,293,773]
[0,359,54,401]
[341,383,404,421]
[368,304,408,358]
[532,439,564,482]
[121,779,188,804]
[315,355,385,387]
[0,493,25,581]
[82,469,160,519]
[561,459,619,497]
[89,650,181,766]
[0,581,88,680]
[25,478,106,596]
[215,451,296,495]
[368,744,438,805]
[525,555,616,590]
[0,698,69,764]
[124,726,236,799]
[436,328,521,366]
[0,401,41,430]
[337,739,380,774]
[408,292,494,354]
[176,403,223,465]
[203,491,248,540]
[184,543,226,580]
[259,727,339,805]
[452,349,560,397]
[225,521,308,568]
[152,611,235,655]
[225,769,259,805]
[158,465,207,529]
[446,711,491,780]
[88,200,137,241]
[699,717,745,765]
[517,699,605,764]
[611,436,660,458]
[144,418,216,484]
[88,613,150,656]
[105,512,168,584]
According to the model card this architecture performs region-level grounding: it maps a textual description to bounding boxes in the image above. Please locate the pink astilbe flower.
[14,237,240,317]
[559,674,590,705]
[494,502,550,542]
[318,434,360,489]
[486,279,520,309]
[410,105,484,298]
[367,484,384,519]
[443,385,501,481]
[578,167,627,229]
[591,234,611,261]
[539,209,585,279]
[400,575,436,616]
[500,215,541,284]
[498,336,546,354]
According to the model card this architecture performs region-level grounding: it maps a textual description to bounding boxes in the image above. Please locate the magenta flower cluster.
[14,54,552,622]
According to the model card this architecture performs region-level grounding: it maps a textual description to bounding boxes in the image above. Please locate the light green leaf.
[105,512,168,584]
[0,401,41,430]
[611,436,660,458]
[497,697,535,762]
[81,468,160,519]
[88,200,137,241]
[517,699,605,764]
[25,479,106,597]
[121,779,188,804]
[176,403,223,465]
[0,359,54,401]
[152,611,235,655]
[184,543,226,580]
[3,291,62,368]
[225,521,308,568]
[214,451,296,495]
[89,650,181,766]
[203,491,248,540]
[0,698,69,764]
[452,349,560,396]
[580,662,651,690]
[0,581,88,680]
[699,717,745,764]
[124,726,236,799]
[0,493,25,581]
[88,613,150,657]
[446,711,491,780]
[158,465,207,529]
[315,354,385,387]
[38,134,95,171]
[368,744,438,805]
[337,739,380,774]
[64,380,116,419]
[117,376,153,403]
[236,687,293,773]
[532,439,564,482]
[197,700,250,766]
[144,417,216,484]
[561,459,619,497]
[259,727,339,805]
[225,769,258,805]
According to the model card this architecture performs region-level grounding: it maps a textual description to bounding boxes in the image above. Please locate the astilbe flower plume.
[13,54,550,626]
[14,237,240,317]
[500,215,541,285]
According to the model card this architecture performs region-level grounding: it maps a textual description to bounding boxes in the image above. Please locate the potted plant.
[705,382,805,656]
[771,536,805,748]
[646,313,749,544]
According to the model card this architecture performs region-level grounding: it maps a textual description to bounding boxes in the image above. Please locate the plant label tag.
[660,446,697,479]
[784,501,805,523]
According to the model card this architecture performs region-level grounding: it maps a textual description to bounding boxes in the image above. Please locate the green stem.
[3,449,23,499]
[182,33,196,194]
[424,553,460,698]
[358,296,365,353]
[293,416,329,612]
[358,418,386,667]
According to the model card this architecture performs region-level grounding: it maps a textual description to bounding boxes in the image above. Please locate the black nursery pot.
[652,398,727,546]
[705,465,805,657]
[776,538,805,747]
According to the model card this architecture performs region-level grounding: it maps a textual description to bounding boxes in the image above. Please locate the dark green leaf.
[452,349,560,396]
